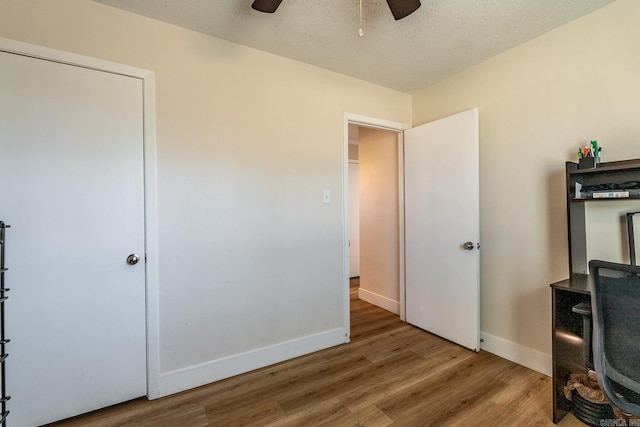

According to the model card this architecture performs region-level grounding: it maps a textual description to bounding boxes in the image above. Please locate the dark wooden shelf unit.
[552,158,640,424]
[568,158,640,175]
[566,158,640,275]
[0,222,9,426]
[551,275,590,424]
[567,159,640,201]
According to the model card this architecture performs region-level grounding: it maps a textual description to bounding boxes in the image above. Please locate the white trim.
[357,288,400,315]
[0,37,150,79]
[480,331,552,377]
[397,132,406,321]
[157,328,347,397]
[343,113,410,331]
[343,118,352,342]
[345,113,411,132]
[141,75,161,399]
[0,37,160,399]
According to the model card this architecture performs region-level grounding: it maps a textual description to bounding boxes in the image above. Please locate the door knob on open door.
[126,254,140,265]
[462,241,475,250]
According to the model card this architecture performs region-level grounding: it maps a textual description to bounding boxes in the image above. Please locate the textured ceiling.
[93,0,616,93]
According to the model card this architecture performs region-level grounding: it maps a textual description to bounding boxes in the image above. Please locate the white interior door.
[404,108,480,351]
[0,51,147,426]
[348,161,360,278]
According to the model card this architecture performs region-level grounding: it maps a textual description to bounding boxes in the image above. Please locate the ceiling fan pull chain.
[358,0,364,37]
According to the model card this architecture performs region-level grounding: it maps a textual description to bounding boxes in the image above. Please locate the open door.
[404,108,480,351]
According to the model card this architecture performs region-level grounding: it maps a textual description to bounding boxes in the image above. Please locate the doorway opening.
[349,125,402,312]
[343,113,410,337]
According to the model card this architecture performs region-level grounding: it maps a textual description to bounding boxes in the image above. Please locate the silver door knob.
[126,254,140,265]
[462,241,475,250]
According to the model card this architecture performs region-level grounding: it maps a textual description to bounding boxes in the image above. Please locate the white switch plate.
[322,189,331,204]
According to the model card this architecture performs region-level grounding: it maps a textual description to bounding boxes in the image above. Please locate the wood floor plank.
[375,351,513,425]
[347,405,395,427]
[280,349,424,415]
[205,398,284,427]
[263,397,346,427]
[343,347,476,413]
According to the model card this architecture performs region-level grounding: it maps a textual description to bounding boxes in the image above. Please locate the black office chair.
[589,260,640,416]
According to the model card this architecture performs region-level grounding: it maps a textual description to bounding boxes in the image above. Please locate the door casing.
[343,113,410,334]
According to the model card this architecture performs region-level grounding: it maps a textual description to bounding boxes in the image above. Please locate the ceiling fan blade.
[386,0,421,20]
[251,0,283,13]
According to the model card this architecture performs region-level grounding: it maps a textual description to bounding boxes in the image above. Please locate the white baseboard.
[480,331,552,376]
[156,327,347,398]
[358,288,400,315]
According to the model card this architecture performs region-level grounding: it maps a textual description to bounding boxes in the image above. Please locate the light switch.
[323,189,331,204]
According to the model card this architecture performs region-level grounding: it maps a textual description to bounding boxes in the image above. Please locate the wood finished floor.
[50,278,587,426]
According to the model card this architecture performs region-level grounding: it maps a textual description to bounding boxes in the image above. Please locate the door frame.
[0,37,161,398]
[347,159,360,279]
[343,113,410,331]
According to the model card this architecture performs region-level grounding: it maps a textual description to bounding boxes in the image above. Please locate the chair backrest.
[589,260,640,416]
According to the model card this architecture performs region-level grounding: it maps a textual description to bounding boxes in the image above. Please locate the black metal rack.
[0,222,10,426]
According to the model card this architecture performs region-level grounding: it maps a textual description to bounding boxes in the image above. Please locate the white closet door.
[404,109,480,351]
[0,50,146,426]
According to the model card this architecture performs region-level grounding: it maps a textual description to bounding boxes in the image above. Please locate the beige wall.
[585,200,640,267]
[412,0,640,361]
[357,127,400,313]
[0,0,411,395]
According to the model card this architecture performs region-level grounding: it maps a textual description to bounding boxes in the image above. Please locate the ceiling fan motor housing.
[251,0,421,20]
[251,0,283,14]
[386,0,421,20]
